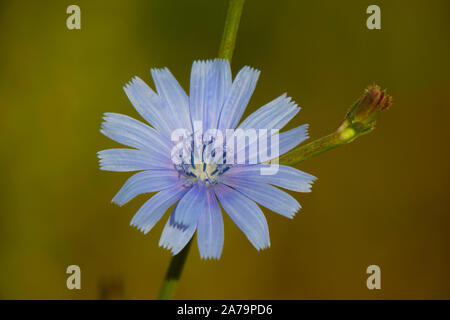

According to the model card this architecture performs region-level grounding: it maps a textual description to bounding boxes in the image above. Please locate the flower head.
[98,59,316,259]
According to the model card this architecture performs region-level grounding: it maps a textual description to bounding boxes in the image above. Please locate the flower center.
[173,135,230,186]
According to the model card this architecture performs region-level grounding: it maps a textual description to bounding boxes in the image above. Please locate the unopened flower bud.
[338,85,392,142]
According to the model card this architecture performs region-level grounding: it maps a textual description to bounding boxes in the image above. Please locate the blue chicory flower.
[98,59,316,259]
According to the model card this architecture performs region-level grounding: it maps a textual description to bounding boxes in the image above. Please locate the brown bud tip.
[350,85,392,125]
[368,85,392,111]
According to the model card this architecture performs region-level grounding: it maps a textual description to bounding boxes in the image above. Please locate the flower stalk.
[157,0,246,300]
[157,239,193,300]
[218,0,246,63]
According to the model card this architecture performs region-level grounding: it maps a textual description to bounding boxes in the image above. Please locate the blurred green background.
[0,0,449,299]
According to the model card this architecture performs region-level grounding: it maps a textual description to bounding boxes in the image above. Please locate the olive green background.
[0,0,449,299]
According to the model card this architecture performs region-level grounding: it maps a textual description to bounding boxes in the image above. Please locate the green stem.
[157,0,246,300]
[278,120,373,167]
[157,240,193,300]
[279,132,342,166]
[218,0,246,61]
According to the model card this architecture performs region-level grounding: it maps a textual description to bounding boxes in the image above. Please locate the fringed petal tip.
[301,172,318,193]
[160,236,193,256]
[255,241,271,251]
[192,58,230,66]
[111,198,124,207]
[159,239,188,256]
[241,65,261,76]
[158,217,197,256]
[129,220,151,235]
[199,252,222,260]
[302,123,310,139]
[287,204,302,219]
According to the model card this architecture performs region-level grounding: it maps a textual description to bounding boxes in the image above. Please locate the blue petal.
[245,124,309,164]
[206,59,232,130]
[130,184,189,234]
[221,176,300,218]
[190,59,232,131]
[224,164,316,192]
[278,124,309,156]
[217,66,260,130]
[171,183,206,228]
[233,95,300,162]
[159,213,197,255]
[189,61,212,128]
[214,184,270,250]
[197,190,224,259]
[151,68,192,133]
[112,169,185,206]
[101,112,173,155]
[97,148,172,172]
[123,77,173,138]
[238,94,299,131]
